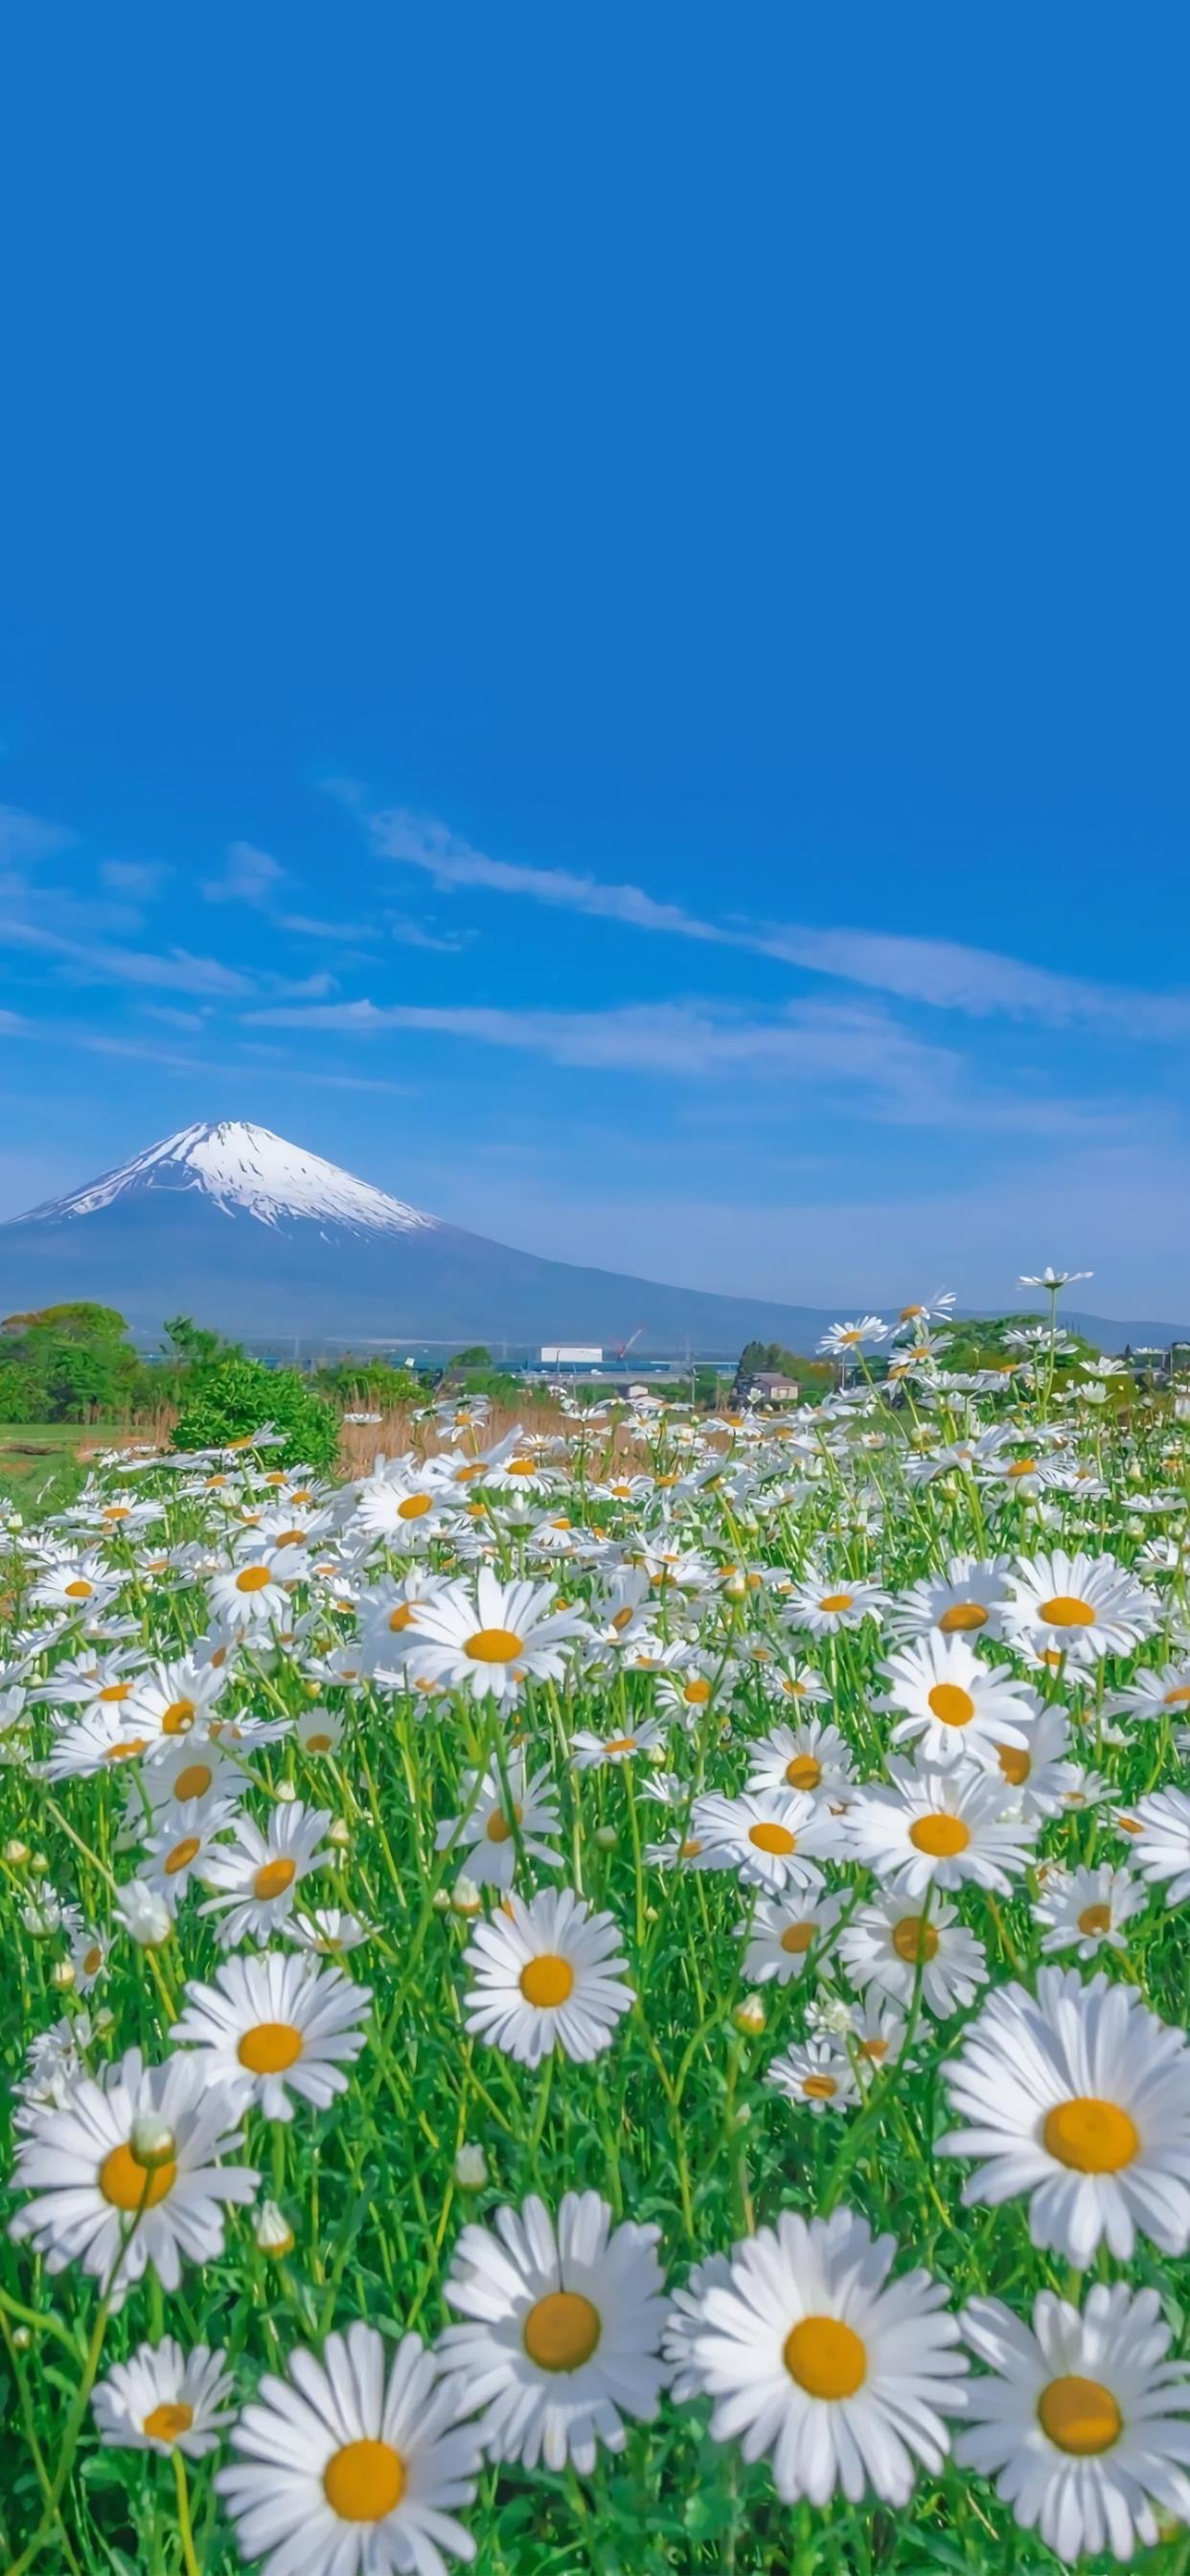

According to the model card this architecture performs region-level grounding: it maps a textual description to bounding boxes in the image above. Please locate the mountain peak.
[15,1119,436,1241]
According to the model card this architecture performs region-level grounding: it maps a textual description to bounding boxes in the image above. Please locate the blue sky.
[2,8,1188,1318]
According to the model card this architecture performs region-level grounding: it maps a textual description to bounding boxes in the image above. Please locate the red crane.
[613,1324,646,1361]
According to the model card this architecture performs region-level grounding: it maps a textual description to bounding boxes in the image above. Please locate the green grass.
[2,1387,1189,2575]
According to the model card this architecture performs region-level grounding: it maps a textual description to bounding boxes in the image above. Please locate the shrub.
[171,1356,339,1475]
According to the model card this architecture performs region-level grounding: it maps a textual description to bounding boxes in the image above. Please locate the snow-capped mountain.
[1,1122,1179,1352]
[18,1121,434,1241]
[0,1119,836,1349]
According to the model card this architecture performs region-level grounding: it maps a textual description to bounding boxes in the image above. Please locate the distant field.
[0,1420,149,1506]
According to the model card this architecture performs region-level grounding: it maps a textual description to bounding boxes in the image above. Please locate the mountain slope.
[1,1123,1185,1354]
[0,1120,842,1350]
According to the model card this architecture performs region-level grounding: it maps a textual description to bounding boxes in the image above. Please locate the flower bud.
[130,2113,176,2172]
[11,2323,31,2350]
[593,1824,617,1850]
[255,2198,295,2257]
[3,1839,29,1865]
[328,1818,351,1849]
[275,1779,298,1805]
[453,2144,488,2191]
[733,1996,767,2036]
[50,1959,76,1990]
[116,1883,173,1948]
[451,1876,483,1916]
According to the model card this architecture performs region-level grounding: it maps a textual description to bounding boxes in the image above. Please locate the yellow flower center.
[785,1755,822,1789]
[1006,1459,1037,1479]
[1040,1595,1096,1628]
[238,2020,304,2074]
[780,1921,815,1954]
[1037,2375,1122,2456]
[99,2143,177,2210]
[908,1812,970,1857]
[519,1953,574,2008]
[927,1683,975,1728]
[465,1627,524,1664]
[172,1762,213,1802]
[486,1806,521,1843]
[891,1915,939,1963]
[684,1678,712,1704]
[397,1494,434,1520]
[165,1836,201,1877]
[522,2290,602,2371]
[819,1593,854,1613]
[749,1822,797,1855]
[82,1944,103,1975]
[235,1566,273,1594]
[802,2073,837,2099]
[305,1732,333,1753]
[783,2315,866,2399]
[1077,1902,1111,1936]
[160,1699,195,1735]
[254,1857,297,1900]
[323,2438,406,2520]
[388,1604,415,1631]
[98,1683,131,1703]
[858,2036,888,2059]
[604,1736,638,1756]
[142,2402,194,2444]
[938,1602,988,1632]
[1164,1684,1190,1706]
[996,1742,1031,1786]
[64,1579,94,1599]
[679,1837,703,1859]
[1043,2096,1138,2173]
[103,1737,149,1762]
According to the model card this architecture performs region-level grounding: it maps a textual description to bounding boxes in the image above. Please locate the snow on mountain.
[14,1121,435,1241]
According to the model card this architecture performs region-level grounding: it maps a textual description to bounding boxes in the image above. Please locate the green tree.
[171,1356,339,1474]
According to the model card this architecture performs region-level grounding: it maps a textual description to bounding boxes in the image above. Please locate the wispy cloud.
[140,1004,207,1032]
[367,805,725,940]
[388,917,466,954]
[0,918,254,997]
[242,990,1134,1138]
[203,840,286,908]
[102,858,171,898]
[359,798,1190,1045]
[0,804,77,864]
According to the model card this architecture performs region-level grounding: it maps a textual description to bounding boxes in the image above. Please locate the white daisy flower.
[786,1576,889,1637]
[435,1751,561,1891]
[172,1950,371,2122]
[461,1888,632,2065]
[818,1316,892,1355]
[144,1737,242,1820]
[198,1801,333,1946]
[745,1716,853,1801]
[767,2038,859,2115]
[138,1802,240,1912]
[687,2207,967,2504]
[847,1760,1035,1896]
[755,1655,831,1710]
[126,1656,229,1747]
[1034,1861,1148,1959]
[957,2284,1190,2563]
[1002,1548,1157,1664]
[1105,1660,1190,1727]
[982,1701,1076,1821]
[570,1714,669,1770]
[888,1556,1011,1643]
[92,2336,234,2458]
[739,1890,844,1986]
[663,2253,735,2404]
[940,1967,1190,2265]
[1124,1784,1190,1907]
[692,1787,839,1892]
[401,1572,590,1702]
[9,2047,257,2294]
[438,2191,668,2472]
[879,1634,1037,1769]
[837,1892,989,2019]
[207,1547,307,1631]
[217,2321,481,2576]
[282,1905,374,1955]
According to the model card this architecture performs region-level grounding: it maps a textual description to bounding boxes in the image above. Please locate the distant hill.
[1,1121,1185,1356]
